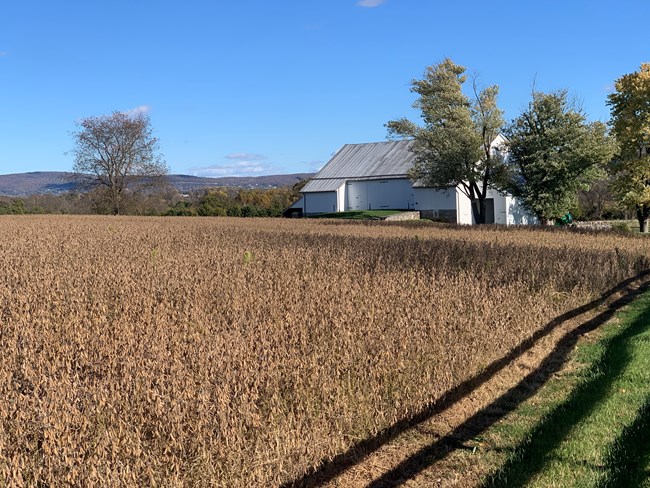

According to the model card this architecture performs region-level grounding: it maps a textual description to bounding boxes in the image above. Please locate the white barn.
[291,139,535,225]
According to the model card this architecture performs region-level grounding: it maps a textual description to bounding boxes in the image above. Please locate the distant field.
[0,216,648,486]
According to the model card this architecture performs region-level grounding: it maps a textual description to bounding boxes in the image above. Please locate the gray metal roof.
[300,178,346,192]
[302,140,416,193]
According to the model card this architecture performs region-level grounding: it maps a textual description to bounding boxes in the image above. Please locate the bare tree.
[69,111,168,215]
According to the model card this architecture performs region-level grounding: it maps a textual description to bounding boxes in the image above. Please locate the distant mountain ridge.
[0,172,315,196]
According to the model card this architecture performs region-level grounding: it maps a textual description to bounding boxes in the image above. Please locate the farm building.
[289,138,536,225]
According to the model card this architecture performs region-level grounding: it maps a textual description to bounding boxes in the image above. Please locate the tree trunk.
[638,204,650,233]
[112,196,121,215]
[471,198,486,224]
[111,187,122,215]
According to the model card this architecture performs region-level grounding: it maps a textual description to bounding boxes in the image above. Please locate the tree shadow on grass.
[366,281,650,488]
[596,395,650,486]
[479,287,650,487]
[281,271,650,488]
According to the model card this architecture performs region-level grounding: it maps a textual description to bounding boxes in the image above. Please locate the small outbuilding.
[294,139,536,225]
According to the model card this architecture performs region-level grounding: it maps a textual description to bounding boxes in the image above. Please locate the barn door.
[485,198,495,224]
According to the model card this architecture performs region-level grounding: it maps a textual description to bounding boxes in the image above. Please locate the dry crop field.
[0,215,648,486]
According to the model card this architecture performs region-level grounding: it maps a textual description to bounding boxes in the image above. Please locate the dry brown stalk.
[0,216,647,486]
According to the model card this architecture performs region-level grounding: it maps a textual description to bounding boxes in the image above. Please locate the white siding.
[289,197,304,209]
[477,188,510,225]
[346,179,414,210]
[346,180,366,210]
[506,196,538,225]
[451,187,510,225]
[456,189,473,225]
[493,191,508,225]
[336,183,346,212]
[413,187,455,211]
[303,192,338,215]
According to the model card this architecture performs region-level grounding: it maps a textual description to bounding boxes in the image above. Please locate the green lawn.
[481,289,650,487]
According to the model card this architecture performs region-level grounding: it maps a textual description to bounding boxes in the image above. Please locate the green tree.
[502,90,615,224]
[70,111,168,215]
[197,189,231,216]
[607,63,650,232]
[386,58,504,224]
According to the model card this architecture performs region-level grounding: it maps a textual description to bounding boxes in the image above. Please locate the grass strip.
[311,210,402,219]
[481,288,650,487]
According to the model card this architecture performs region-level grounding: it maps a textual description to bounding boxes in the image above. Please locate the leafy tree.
[197,189,231,216]
[165,201,199,216]
[386,58,504,224]
[70,111,168,215]
[501,90,615,224]
[0,198,25,215]
[607,63,650,232]
[165,187,296,217]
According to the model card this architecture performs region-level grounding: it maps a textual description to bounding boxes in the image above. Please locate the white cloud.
[356,0,386,7]
[225,152,267,161]
[188,160,277,177]
[122,105,151,117]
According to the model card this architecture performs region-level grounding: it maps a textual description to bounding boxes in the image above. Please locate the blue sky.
[0,1,647,177]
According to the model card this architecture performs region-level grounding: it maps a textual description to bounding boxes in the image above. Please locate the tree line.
[387,60,650,231]
[0,185,303,217]
[164,186,303,217]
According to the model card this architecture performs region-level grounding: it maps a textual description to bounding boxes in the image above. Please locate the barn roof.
[302,140,416,193]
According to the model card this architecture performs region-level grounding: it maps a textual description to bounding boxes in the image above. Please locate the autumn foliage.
[0,216,648,486]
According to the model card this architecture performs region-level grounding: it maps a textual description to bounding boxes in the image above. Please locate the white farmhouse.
[290,139,535,225]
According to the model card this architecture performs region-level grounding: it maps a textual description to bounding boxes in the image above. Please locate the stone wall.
[384,211,421,221]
